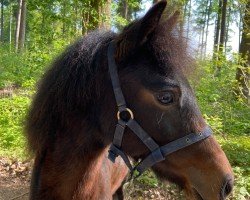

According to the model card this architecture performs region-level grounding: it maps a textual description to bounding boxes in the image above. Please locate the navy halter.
[107,41,212,177]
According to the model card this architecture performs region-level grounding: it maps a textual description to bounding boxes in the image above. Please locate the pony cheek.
[121,131,149,158]
[159,120,181,136]
[155,113,184,142]
[151,159,187,188]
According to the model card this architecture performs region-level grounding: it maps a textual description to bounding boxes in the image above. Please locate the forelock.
[148,13,195,77]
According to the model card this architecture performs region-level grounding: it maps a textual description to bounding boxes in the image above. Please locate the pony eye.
[157,92,174,105]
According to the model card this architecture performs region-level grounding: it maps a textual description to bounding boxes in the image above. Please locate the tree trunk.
[1,0,3,42]
[236,1,250,103]
[213,0,222,59]
[82,4,89,35]
[186,0,192,42]
[100,0,111,30]
[204,0,212,57]
[224,6,231,51]
[15,0,23,52]
[200,24,205,57]
[121,0,128,20]
[88,0,100,30]
[200,0,208,58]
[219,0,227,53]
[9,3,12,51]
[239,10,242,49]
[19,0,26,51]
[74,0,78,34]
[62,0,66,35]
[84,0,111,32]
[214,0,227,76]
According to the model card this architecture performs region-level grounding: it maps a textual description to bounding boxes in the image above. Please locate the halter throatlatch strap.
[107,41,212,177]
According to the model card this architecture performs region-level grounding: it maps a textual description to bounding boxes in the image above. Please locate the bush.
[218,135,250,199]
[0,45,27,88]
[0,43,64,89]
[194,57,250,136]
[0,94,30,159]
[193,57,250,199]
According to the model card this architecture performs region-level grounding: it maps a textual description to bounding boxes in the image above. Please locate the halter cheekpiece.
[107,41,212,177]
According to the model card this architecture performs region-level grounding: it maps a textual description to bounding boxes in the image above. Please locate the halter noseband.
[107,41,212,177]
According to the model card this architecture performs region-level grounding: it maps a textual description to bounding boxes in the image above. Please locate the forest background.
[0,0,249,199]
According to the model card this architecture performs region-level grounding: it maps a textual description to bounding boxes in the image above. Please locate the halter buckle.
[117,108,134,122]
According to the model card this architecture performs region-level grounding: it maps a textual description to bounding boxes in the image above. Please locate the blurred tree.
[113,0,143,30]
[0,0,11,43]
[19,0,26,51]
[213,0,222,59]
[82,0,111,33]
[0,0,245,59]
[236,0,249,103]
[15,0,22,51]
[0,0,3,42]
[219,0,227,53]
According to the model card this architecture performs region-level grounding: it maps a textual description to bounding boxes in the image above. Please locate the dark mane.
[150,14,194,76]
[26,31,115,153]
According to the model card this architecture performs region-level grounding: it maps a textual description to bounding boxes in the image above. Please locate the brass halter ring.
[117,108,134,121]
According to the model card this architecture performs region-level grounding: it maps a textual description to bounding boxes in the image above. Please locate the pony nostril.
[221,177,234,198]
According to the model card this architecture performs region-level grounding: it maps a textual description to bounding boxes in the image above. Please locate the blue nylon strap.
[108,120,127,163]
[160,126,212,156]
[107,41,127,111]
[134,126,212,175]
[127,119,160,152]
[112,120,126,147]
[108,144,133,171]
[134,148,165,176]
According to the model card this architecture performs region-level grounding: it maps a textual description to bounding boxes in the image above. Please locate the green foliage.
[232,167,250,199]
[0,45,26,88]
[0,94,30,159]
[0,42,65,89]
[194,56,250,136]
[218,135,250,199]
[192,56,250,199]
[112,0,143,30]
[137,170,159,187]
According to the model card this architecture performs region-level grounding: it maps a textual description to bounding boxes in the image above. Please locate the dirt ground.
[0,158,30,200]
[0,157,182,200]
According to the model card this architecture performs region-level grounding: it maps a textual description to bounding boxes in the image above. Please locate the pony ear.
[115,1,167,60]
[138,1,167,45]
